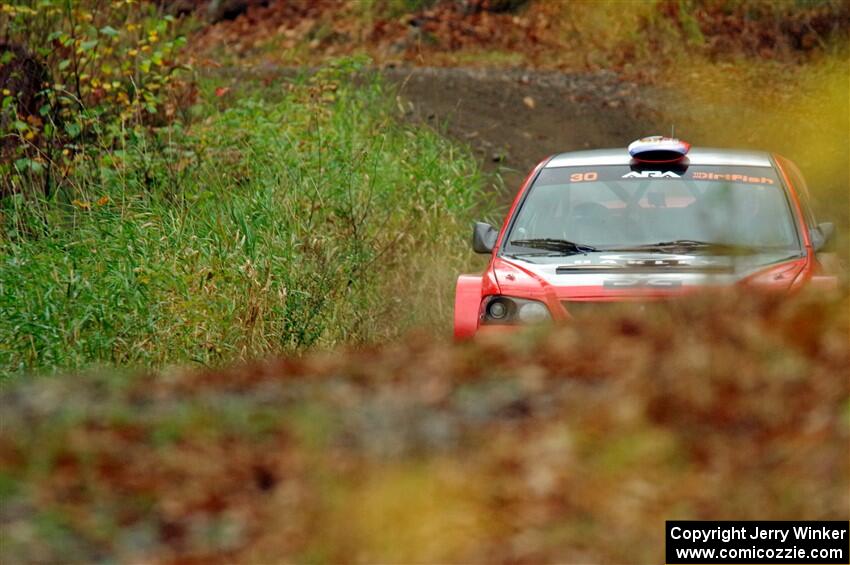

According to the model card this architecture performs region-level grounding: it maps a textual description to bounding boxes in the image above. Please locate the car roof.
[545,147,773,168]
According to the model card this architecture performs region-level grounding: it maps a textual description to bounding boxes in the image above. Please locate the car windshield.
[503,165,800,255]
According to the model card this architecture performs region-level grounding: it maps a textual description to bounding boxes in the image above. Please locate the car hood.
[495,250,806,299]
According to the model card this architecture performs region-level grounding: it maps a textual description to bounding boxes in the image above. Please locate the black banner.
[666,521,849,564]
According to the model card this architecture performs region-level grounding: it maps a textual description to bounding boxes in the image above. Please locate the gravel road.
[383,66,657,195]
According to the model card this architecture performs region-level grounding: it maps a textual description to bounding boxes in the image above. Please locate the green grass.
[0,60,486,377]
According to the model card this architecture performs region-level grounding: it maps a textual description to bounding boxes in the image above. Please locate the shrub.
[0,0,191,197]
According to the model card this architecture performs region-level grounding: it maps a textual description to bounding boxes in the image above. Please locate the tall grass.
[0,61,485,377]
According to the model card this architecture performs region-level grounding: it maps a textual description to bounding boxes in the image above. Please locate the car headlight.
[517,301,550,323]
[482,296,551,325]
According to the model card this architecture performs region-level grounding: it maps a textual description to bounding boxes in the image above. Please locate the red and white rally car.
[454,137,837,339]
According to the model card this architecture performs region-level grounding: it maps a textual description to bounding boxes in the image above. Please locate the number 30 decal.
[569,172,598,182]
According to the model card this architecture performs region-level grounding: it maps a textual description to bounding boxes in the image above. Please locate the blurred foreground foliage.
[1,291,847,562]
[1,59,484,376]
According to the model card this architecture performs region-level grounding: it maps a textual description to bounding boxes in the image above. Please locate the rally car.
[454,137,836,339]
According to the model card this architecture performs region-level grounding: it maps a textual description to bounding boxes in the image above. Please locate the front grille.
[562,300,656,320]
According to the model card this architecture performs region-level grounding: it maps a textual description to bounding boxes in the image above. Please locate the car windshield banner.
[536,165,780,186]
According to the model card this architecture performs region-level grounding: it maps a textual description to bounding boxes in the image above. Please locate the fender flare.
[454,274,483,340]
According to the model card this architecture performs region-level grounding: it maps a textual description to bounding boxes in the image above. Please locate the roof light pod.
[628,136,690,163]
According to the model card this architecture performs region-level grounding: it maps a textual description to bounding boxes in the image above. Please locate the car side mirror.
[810,222,834,251]
[472,222,498,254]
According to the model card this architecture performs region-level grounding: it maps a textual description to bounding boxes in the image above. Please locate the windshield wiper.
[509,238,599,255]
[611,240,758,253]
